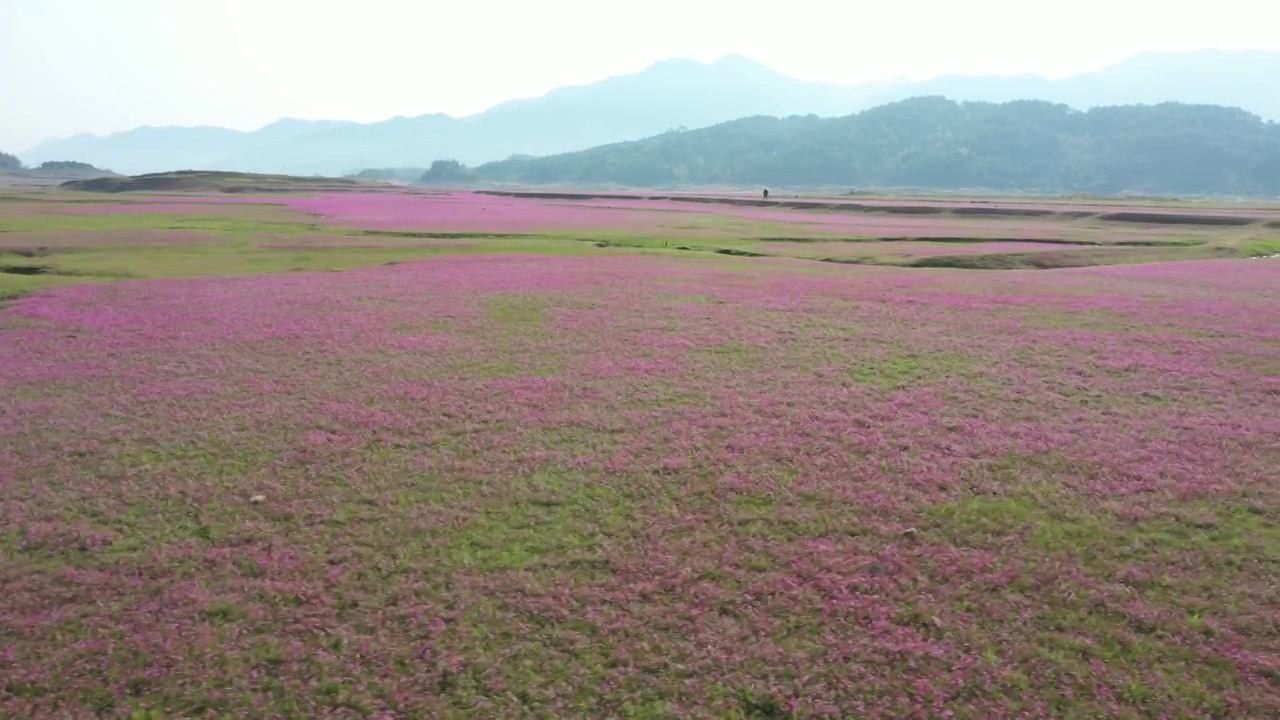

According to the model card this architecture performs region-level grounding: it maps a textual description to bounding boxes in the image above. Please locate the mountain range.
[19,49,1280,177]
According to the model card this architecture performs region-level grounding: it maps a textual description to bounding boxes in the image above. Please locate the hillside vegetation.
[0,155,119,187]
[474,98,1280,195]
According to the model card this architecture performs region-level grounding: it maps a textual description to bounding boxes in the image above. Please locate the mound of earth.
[60,170,385,194]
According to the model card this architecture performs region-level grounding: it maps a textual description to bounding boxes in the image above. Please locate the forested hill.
[474,98,1280,195]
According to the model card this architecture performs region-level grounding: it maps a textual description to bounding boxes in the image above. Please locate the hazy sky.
[2,0,1276,151]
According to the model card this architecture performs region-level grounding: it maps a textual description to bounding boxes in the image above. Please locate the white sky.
[2,0,1276,151]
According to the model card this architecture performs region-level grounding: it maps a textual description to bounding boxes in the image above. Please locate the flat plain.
[2,187,1278,719]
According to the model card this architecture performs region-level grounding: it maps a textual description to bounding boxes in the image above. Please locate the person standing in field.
[763,188,770,200]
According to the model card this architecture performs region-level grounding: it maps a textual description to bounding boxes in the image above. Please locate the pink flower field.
[2,248,1277,718]
[10,190,1258,249]
[277,190,1131,240]
[279,192,1082,239]
[273,191,1273,245]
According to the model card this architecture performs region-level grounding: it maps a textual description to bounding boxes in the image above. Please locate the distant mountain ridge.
[20,49,1280,176]
[860,49,1280,116]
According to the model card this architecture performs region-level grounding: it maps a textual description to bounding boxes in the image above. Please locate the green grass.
[445,470,634,572]
[0,209,311,234]
[0,236,612,300]
[0,219,779,301]
[1246,239,1280,256]
[0,272,92,303]
[485,294,551,326]
[913,453,1278,718]
[846,350,973,390]
[928,453,1279,571]
[656,293,727,305]
[694,340,765,371]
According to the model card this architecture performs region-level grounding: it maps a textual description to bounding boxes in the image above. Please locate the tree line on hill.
[414,98,1280,195]
[0,154,105,174]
